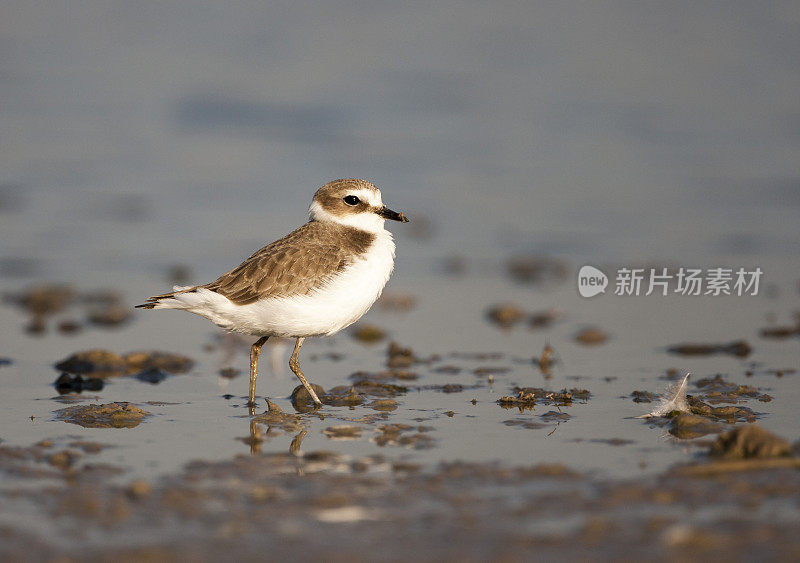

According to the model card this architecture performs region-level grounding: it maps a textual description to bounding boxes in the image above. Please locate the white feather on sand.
[636,372,690,419]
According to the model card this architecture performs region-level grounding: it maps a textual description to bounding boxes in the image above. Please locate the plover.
[137,179,408,408]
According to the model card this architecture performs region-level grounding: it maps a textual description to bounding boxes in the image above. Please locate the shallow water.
[2,249,798,482]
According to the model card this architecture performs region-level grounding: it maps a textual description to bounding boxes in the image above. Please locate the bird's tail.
[135,285,199,310]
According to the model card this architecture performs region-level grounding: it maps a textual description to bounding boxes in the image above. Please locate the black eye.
[343,195,360,206]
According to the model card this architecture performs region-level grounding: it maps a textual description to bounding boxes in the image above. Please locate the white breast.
[184,229,396,337]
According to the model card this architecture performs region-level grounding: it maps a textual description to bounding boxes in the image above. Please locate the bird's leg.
[249,336,269,412]
[289,337,322,406]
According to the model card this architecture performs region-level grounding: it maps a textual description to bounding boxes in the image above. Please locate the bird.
[136,179,408,409]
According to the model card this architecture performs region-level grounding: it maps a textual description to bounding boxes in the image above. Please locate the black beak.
[377,206,409,222]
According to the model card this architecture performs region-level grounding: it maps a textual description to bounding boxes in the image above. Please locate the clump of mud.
[250,400,305,433]
[422,383,482,394]
[290,369,416,410]
[368,398,399,411]
[693,374,771,404]
[373,424,435,449]
[498,387,591,409]
[386,341,416,368]
[573,327,609,346]
[322,386,365,407]
[684,396,755,422]
[377,292,417,312]
[485,304,526,329]
[55,349,194,380]
[631,374,771,446]
[667,340,751,357]
[348,373,409,397]
[56,350,128,377]
[668,414,725,439]
[672,375,764,425]
[528,308,562,329]
[637,374,764,439]
[54,373,104,394]
[320,385,364,407]
[506,255,568,285]
[350,324,387,343]
[4,284,133,334]
[123,351,194,374]
[0,438,119,481]
[672,425,799,475]
[4,284,75,334]
[485,305,562,331]
[710,425,792,460]
[54,402,150,429]
[503,418,548,430]
[760,313,800,339]
[630,390,659,403]
[323,425,363,440]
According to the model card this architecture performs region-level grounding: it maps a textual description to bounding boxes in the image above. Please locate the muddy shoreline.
[2,431,799,561]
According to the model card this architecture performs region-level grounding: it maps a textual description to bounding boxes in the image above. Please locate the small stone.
[219,367,240,379]
[134,367,170,384]
[351,324,387,343]
[485,304,526,329]
[574,327,608,346]
[290,383,326,405]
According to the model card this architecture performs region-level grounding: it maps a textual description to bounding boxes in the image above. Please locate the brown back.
[203,220,375,305]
